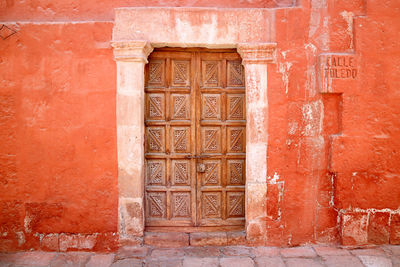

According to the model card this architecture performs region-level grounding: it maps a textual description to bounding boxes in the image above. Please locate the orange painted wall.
[1,0,399,251]
[1,22,119,251]
[265,0,400,246]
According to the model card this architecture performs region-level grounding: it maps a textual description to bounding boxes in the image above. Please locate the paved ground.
[0,245,399,267]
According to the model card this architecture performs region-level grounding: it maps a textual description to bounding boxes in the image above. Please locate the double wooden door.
[144,48,246,231]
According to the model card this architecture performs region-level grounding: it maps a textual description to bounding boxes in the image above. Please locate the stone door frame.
[111,7,277,245]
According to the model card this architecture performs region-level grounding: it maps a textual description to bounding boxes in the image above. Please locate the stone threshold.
[144,231,246,247]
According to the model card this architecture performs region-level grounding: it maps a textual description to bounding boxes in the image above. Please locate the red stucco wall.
[1,22,119,251]
[267,0,400,246]
[1,0,399,251]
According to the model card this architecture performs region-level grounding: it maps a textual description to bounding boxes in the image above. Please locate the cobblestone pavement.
[1,245,399,267]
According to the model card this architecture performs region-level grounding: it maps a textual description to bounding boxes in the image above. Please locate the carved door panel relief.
[196,52,246,228]
[144,49,246,230]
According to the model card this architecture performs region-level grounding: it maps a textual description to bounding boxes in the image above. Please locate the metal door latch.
[197,163,206,173]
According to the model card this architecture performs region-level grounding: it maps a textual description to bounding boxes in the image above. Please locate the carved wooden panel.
[171,127,190,153]
[146,160,166,185]
[201,127,222,153]
[227,160,245,185]
[201,94,221,120]
[172,60,190,87]
[171,192,191,218]
[146,93,165,120]
[227,94,245,120]
[148,59,165,87]
[147,191,167,218]
[227,127,245,153]
[202,160,221,186]
[227,192,245,217]
[202,192,222,218]
[146,127,165,153]
[227,60,245,87]
[202,61,220,87]
[145,49,245,229]
[171,94,190,120]
[171,160,190,185]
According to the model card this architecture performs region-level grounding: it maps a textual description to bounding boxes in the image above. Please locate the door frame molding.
[112,7,277,245]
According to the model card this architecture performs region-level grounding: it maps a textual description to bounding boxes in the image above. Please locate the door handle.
[197,163,206,173]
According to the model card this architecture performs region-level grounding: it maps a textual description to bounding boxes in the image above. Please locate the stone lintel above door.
[112,7,275,48]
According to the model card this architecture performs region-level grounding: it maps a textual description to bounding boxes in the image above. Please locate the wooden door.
[144,48,246,231]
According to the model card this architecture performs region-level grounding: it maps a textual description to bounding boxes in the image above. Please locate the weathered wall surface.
[0,0,295,21]
[266,0,400,246]
[1,0,399,251]
[0,22,119,251]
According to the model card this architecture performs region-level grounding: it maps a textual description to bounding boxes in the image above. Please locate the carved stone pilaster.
[237,42,276,244]
[237,43,277,64]
[112,40,153,241]
[111,40,154,63]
